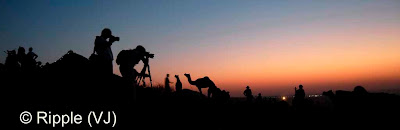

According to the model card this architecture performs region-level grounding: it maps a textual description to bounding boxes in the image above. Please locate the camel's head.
[184,73,190,78]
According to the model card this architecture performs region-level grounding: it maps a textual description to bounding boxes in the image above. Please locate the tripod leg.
[136,76,143,86]
[142,78,146,87]
[147,64,153,88]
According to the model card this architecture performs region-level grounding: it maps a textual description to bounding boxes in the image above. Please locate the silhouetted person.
[175,75,182,93]
[17,46,27,71]
[256,93,262,103]
[165,74,172,92]
[117,46,153,102]
[243,86,253,102]
[94,28,119,76]
[26,47,38,71]
[295,85,305,100]
[116,45,152,84]
[293,84,306,110]
[5,50,19,72]
[27,47,38,60]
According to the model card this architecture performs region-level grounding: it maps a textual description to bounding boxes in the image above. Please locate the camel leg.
[208,88,212,98]
[198,87,202,96]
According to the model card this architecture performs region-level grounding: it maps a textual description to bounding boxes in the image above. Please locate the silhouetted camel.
[211,87,230,103]
[184,73,217,98]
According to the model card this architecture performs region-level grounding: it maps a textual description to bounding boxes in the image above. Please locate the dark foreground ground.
[2,52,400,129]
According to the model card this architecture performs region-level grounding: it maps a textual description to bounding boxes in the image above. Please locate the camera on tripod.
[144,52,154,59]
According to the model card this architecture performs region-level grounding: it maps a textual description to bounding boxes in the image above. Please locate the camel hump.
[199,76,211,82]
[202,76,216,87]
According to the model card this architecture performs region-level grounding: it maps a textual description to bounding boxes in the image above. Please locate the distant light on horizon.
[282,96,286,100]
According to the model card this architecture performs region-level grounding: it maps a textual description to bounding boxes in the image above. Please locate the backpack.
[116,49,130,65]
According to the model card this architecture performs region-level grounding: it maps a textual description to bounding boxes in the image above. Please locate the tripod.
[135,57,153,88]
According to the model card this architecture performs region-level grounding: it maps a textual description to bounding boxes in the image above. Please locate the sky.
[1,0,399,97]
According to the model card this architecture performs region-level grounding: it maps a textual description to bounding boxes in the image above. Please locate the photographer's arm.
[106,40,115,47]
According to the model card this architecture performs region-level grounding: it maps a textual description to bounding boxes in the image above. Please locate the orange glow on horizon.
[112,16,400,97]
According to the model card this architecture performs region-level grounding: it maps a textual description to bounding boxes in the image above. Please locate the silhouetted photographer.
[92,28,119,76]
[116,45,154,86]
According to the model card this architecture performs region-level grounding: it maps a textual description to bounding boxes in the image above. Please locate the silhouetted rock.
[353,85,368,95]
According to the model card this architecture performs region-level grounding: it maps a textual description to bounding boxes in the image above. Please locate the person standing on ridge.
[243,86,254,102]
[94,28,119,76]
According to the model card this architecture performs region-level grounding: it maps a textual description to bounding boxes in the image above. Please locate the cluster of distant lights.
[308,94,322,98]
[279,94,322,100]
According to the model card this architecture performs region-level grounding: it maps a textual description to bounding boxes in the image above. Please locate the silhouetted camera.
[110,35,120,41]
[144,52,154,59]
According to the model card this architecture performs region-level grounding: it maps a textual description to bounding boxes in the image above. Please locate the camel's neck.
[186,76,196,85]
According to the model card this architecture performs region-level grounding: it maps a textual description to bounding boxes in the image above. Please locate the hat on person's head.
[246,86,250,88]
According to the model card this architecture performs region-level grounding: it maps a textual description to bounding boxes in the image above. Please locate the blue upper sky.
[3,0,389,63]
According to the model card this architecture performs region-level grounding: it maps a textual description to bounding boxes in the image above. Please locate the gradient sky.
[1,0,399,97]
